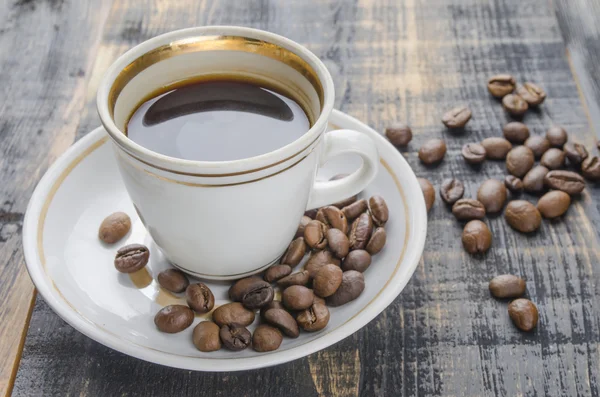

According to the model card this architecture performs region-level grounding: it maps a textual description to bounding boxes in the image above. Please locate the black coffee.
[127,79,311,161]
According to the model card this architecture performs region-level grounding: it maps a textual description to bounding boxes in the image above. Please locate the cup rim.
[96,26,335,174]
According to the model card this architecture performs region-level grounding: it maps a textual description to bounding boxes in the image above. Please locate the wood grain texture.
[9,0,600,396]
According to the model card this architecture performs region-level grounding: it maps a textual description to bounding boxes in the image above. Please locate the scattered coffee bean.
[462,143,487,165]
[452,199,486,221]
[440,178,465,205]
[304,209,317,219]
[489,275,526,298]
[154,305,194,333]
[220,323,251,351]
[477,179,507,213]
[563,142,588,167]
[442,106,472,128]
[186,283,215,313]
[280,237,307,266]
[366,227,386,255]
[516,82,546,106]
[326,228,350,259]
[252,325,282,352]
[369,195,389,226]
[544,170,586,194]
[283,285,314,310]
[523,166,549,193]
[540,148,565,170]
[341,250,372,272]
[193,321,222,352]
[506,146,534,177]
[304,220,328,249]
[462,220,492,254]
[508,299,539,332]
[524,135,551,158]
[98,212,131,244]
[505,200,542,233]
[229,277,274,310]
[264,265,292,283]
[304,251,341,278]
[313,264,343,298]
[212,302,255,327]
[263,308,299,338]
[342,199,368,221]
[582,156,600,181]
[157,269,189,293]
[316,206,348,234]
[537,190,571,219]
[296,302,330,332]
[260,300,286,320]
[418,139,447,164]
[327,271,365,307]
[546,126,568,148]
[329,174,358,209]
[502,94,528,117]
[481,137,512,160]
[418,178,435,212]
[295,215,312,239]
[504,175,524,194]
[114,244,150,273]
[349,212,374,251]
[277,270,310,289]
[487,74,516,98]
[385,123,412,146]
[503,122,530,143]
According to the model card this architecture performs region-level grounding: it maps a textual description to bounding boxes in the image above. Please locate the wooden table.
[2,0,600,395]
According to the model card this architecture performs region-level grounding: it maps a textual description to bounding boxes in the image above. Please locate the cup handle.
[306,129,379,210]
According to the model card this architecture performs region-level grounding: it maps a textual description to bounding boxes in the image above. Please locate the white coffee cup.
[97,26,379,280]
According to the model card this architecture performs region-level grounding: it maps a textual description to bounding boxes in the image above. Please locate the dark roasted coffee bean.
[525,135,551,158]
[523,166,549,193]
[462,143,487,164]
[259,300,285,320]
[481,137,512,160]
[506,146,534,177]
[114,244,150,273]
[280,237,307,266]
[304,251,341,278]
[505,200,542,233]
[193,321,221,352]
[252,324,282,352]
[341,250,372,272]
[385,123,412,146]
[544,170,586,194]
[264,265,292,283]
[366,227,387,255]
[369,195,389,226]
[537,191,571,219]
[282,285,314,310]
[442,106,472,128]
[186,283,215,313]
[477,179,507,213]
[440,178,465,205]
[277,270,311,289]
[212,302,255,327]
[516,82,546,106]
[540,148,565,170]
[487,74,516,98]
[504,175,524,194]
[326,228,350,259]
[563,142,588,167]
[508,299,539,331]
[263,308,299,338]
[503,122,530,143]
[220,323,251,351]
[582,156,600,181]
[418,139,447,164]
[297,302,330,332]
[154,305,194,333]
[329,174,358,208]
[316,206,349,233]
[304,220,328,249]
[349,213,373,250]
[295,215,312,239]
[418,178,435,212]
[304,209,317,219]
[489,275,526,299]
[313,264,343,298]
[502,94,528,116]
[98,212,131,244]
[462,220,492,254]
[451,199,486,221]
[327,271,365,307]
[157,269,189,293]
[229,277,274,310]
[342,199,368,221]
[546,126,568,148]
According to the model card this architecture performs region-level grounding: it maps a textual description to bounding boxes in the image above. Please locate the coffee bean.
[313,264,343,298]
[563,142,588,167]
[418,178,435,212]
[157,269,189,293]
[505,200,542,233]
[462,220,492,254]
[369,195,389,226]
[220,323,251,351]
[442,106,472,128]
[229,277,274,310]
[582,156,600,181]
[316,206,349,234]
[366,227,387,255]
[282,285,314,310]
[462,143,487,165]
[212,302,255,327]
[502,94,528,116]
[304,251,341,278]
[516,82,546,106]
[489,275,526,299]
[186,283,215,314]
[280,237,307,266]
[304,220,328,249]
[98,212,131,244]
[264,265,292,283]
[252,324,282,352]
[418,139,447,164]
[313,295,326,305]
[263,308,299,338]
[296,302,330,332]
[193,321,221,352]
[546,126,568,148]
[385,123,412,146]
[506,146,534,177]
[523,166,549,193]
[477,179,507,213]
[544,170,585,194]
[503,122,530,143]
[452,199,486,221]
[154,305,194,333]
[349,213,373,251]
[440,178,465,205]
[114,244,149,273]
[277,270,310,289]
[481,137,512,160]
[342,199,368,221]
[329,174,358,209]
[327,270,365,307]
[326,228,350,259]
[487,74,516,98]
[524,136,551,158]
[304,209,317,219]
[540,148,565,170]
[341,250,372,272]
[504,175,524,194]
[537,190,571,219]
[508,299,539,331]
[259,300,285,320]
[295,215,312,239]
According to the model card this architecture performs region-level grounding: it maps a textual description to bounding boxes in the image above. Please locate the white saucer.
[23,109,427,371]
